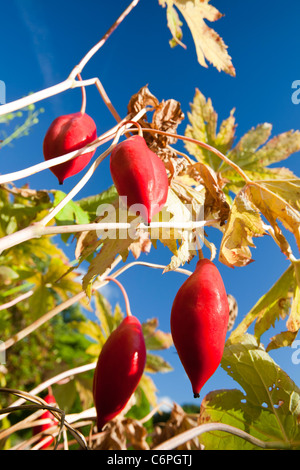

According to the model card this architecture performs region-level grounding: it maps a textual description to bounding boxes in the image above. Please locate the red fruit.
[170,259,229,398]
[43,112,97,184]
[93,315,146,431]
[110,135,169,223]
[33,393,57,449]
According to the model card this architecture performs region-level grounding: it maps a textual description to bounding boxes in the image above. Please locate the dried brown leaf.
[189,162,230,224]
[152,403,201,450]
[129,230,151,259]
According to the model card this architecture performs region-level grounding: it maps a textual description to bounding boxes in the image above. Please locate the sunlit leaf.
[219,188,266,268]
[185,89,236,170]
[199,334,300,450]
[229,265,295,343]
[159,0,235,76]
[246,182,300,255]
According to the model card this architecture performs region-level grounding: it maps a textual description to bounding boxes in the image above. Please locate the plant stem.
[152,422,292,450]
[0,1,140,117]
[0,290,34,311]
[0,363,97,422]
[68,0,140,80]
[0,255,122,353]
[0,219,217,256]
[105,276,132,316]
[139,127,252,184]
[77,74,86,115]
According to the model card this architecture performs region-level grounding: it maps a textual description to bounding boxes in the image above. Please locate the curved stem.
[68,0,140,81]
[152,422,292,450]
[0,1,140,117]
[0,255,122,353]
[0,109,148,186]
[105,276,132,317]
[0,362,97,423]
[77,74,86,115]
[111,260,193,278]
[0,290,34,311]
[136,127,252,184]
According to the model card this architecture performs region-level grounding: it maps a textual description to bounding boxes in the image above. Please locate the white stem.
[153,422,289,450]
[40,145,115,227]
[0,108,146,186]
[0,290,34,311]
[0,0,140,117]
[0,255,122,354]
[0,109,148,255]
[68,0,141,80]
[0,80,71,116]
[0,362,97,423]
[0,218,217,256]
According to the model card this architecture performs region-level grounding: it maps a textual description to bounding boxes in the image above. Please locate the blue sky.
[1,0,300,406]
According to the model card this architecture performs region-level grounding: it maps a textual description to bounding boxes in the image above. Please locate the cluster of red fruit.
[43,112,230,433]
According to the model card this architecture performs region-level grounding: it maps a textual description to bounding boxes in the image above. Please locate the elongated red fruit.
[110,135,169,223]
[93,315,146,431]
[170,259,229,398]
[43,112,97,184]
[33,393,57,449]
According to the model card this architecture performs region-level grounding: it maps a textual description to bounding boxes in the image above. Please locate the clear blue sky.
[1,0,300,406]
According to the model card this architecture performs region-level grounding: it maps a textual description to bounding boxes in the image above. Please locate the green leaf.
[145,353,173,373]
[184,89,236,170]
[142,318,173,351]
[199,334,300,449]
[77,185,118,220]
[223,128,300,187]
[229,265,295,344]
[266,330,298,352]
[54,190,90,226]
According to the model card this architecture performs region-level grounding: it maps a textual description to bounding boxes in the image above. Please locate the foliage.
[0,104,44,150]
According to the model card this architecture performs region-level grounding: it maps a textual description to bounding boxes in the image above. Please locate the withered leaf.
[129,229,151,259]
[266,330,298,352]
[127,85,160,115]
[152,403,201,450]
[127,86,184,161]
[188,162,230,224]
[219,188,266,268]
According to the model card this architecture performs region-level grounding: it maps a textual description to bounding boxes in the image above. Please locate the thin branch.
[0,289,34,311]
[0,0,140,117]
[111,260,193,278]
[0,363,97,422]
[152,422,291,450]
[0,255,122,353]
[68,0,140,80]
[139,127,252,184]
[0,109,146,186]
[105,277,132,317]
